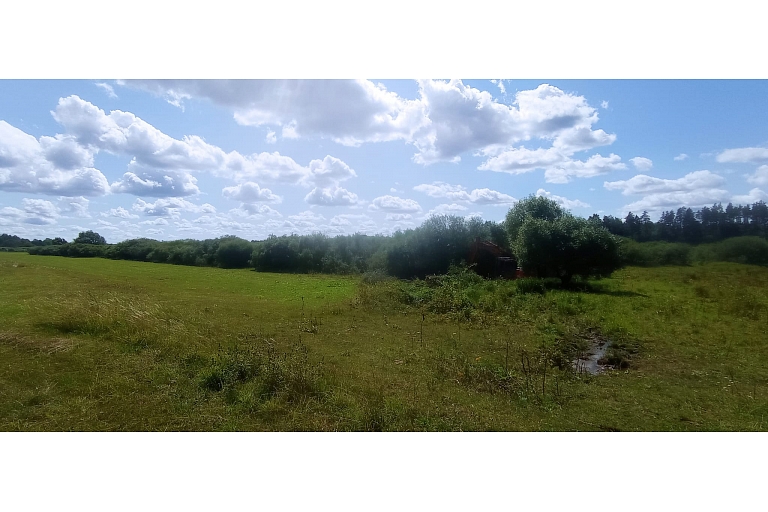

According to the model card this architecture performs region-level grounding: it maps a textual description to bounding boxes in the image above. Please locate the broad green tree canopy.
[506,196,621,283]
[74,230,107,245]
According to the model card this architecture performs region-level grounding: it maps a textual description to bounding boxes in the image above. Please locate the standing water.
[573,337,612,375]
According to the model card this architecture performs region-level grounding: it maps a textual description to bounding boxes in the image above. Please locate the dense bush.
[28,243,110,258]
[617,237,768,267]
[619,240,692,267]
[215,237,255,269]
[508,196,621,284]
[692,237,768,266]
[385,216,498,279]
[251,232,394,274]
[514,216,621,283]
[110,238,158,261]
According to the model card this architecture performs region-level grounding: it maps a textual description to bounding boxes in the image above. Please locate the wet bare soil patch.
[570,328,639,375]
[573,330,613,375]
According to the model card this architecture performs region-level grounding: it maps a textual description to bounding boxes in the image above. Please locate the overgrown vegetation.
[619,236,768,267]
[619,240,694,267]
[692,236,768,266]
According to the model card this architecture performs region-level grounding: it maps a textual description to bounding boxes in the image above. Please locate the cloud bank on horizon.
[1,79,767,241]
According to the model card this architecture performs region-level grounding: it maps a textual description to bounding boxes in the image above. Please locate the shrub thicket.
[692,236,768,266]
[619,240,692,267]
[216,237,255,269]
[385,216,501,279]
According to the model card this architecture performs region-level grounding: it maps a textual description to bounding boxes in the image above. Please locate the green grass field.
[1,251,767,431]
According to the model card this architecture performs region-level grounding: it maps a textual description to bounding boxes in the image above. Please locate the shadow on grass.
[580,287,649,298]
[520,278,649,298]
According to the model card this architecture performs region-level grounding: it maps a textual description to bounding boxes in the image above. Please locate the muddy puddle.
[572,333,612,375]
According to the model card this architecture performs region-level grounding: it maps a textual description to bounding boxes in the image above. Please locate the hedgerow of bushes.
[18,210,768,277]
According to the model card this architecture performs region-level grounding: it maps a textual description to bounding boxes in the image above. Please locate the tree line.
[0,233,68,248]
[20,218,507,279]
[7,198,768,277]
[596,200,768,244]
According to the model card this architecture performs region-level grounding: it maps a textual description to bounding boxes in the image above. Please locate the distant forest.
[0,234,67,248]
[597,201,768,243]
[4,199,768,275]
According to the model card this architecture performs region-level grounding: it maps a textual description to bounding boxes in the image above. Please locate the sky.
[2,79,768,243]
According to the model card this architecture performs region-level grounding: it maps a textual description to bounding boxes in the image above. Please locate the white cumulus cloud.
[120,80,612,170]
[384,213,413,222]
[732,188,768,204]
[479,146,564,175]
[304,186,360,206]
[746,165,768,186]
[305,155,357,187]
[45,95,366,203]
[0,198,60,225]
[716,147,768,164]
[544,154,627,183]
[101,206,138,219]
[369,195,422,213]
[604,170,731,213]
[535,189,590,209]
[139,218,169,226]
[222,151,311,184]
[110,164,200,197]
[425,203,468,216]
[330,213,372,227]
[604,170,726,195]
[630,157,653,171]
[52,95,228,172]
[552,127,616,155]
[233,204,283,218]
[132,198,215,218]
[480,145,624,182]
[222,182,281,204]
[58,196,90,217]
[121,79,425,147]
[412,81,603,165]
[0,120,109,197]
[413,182,515,205]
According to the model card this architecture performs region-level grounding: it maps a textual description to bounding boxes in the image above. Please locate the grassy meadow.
[1,251,767,431]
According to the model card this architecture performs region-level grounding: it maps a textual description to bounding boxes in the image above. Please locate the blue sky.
[2,79,768,243]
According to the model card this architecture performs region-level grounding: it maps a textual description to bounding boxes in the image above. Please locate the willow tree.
[505,196,621,284]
